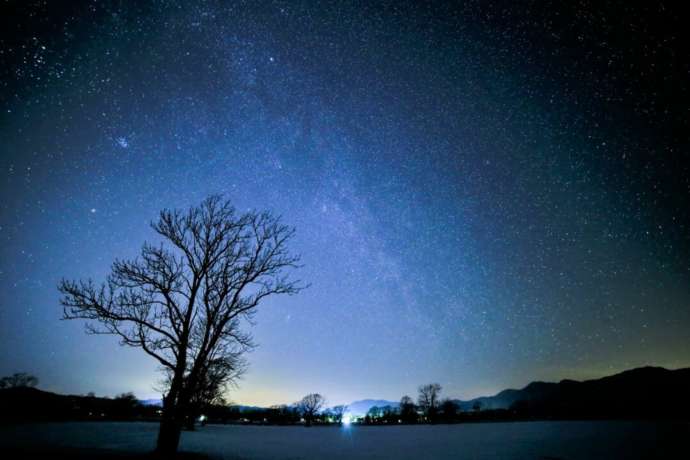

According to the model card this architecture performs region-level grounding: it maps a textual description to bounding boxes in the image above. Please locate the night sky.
[1,1,688,406]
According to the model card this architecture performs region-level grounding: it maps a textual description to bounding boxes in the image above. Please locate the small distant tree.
[297,393,325,427]
[440,399,458,422]
[267,404,299,424]
[400,395,417,423]
[113,392,140,418]
[59,196,304,455]
[381,405,396,423]
[473,401,482,412]
[331,405,348,425]
[367,405,381,423]
[115,391,138,403]
[418,383,442,423]
[0,373,39,389]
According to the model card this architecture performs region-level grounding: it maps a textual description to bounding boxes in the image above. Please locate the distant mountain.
[452,366,690,417]
[231,405,266,413]
[138,398,162,407]
[346,399,399,416]
[139,400,264,411]
[453,388,527,411]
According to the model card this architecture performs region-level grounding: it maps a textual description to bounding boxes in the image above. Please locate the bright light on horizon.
[342,413,352,426]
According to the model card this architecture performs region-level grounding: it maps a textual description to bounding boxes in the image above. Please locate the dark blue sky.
[1,1,688,405]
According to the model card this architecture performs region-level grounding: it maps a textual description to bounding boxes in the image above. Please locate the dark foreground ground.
[0,420,688,459]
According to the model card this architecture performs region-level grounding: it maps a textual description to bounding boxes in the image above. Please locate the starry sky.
[1,1,689,406]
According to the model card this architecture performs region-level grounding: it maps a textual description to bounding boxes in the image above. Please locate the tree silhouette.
[0,373,38,389]
[381,405,396,424]
[440,398,458,422]
[267,404,299,424]
[418,383,442,422]
[367,405,381,423]
[331,405,348,424]
[399,395,417,423]
[113,392,140,419]
[59,195,303,455]
[297,393,325,427]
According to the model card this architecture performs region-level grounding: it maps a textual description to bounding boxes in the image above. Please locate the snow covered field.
[1,420,687,459]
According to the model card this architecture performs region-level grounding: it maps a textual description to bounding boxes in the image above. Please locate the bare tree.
[440,398,459,422]
[59,196,303,455]
[113,392,140,418]
[267,404,299,424]
[331,405,348,425]
[418,383,442,422]
[366,405,381,422]
[297,393,325,427]
[399,395,417,423]
[0,373,38,389]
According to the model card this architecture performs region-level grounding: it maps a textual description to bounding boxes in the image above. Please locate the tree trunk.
[156,393,182,456]
[178,385,196,432]
[156,357,188,456]
[156,413,181,456]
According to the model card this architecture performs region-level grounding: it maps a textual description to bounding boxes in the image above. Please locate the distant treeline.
[2,366,689,425]
[0,386,162,423]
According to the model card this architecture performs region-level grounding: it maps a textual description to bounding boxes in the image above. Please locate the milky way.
[1,1,688,405]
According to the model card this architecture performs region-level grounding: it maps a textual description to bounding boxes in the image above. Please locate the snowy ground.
[0,420,687,459]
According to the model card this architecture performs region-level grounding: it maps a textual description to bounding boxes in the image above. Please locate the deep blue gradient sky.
[1,1,689,405]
